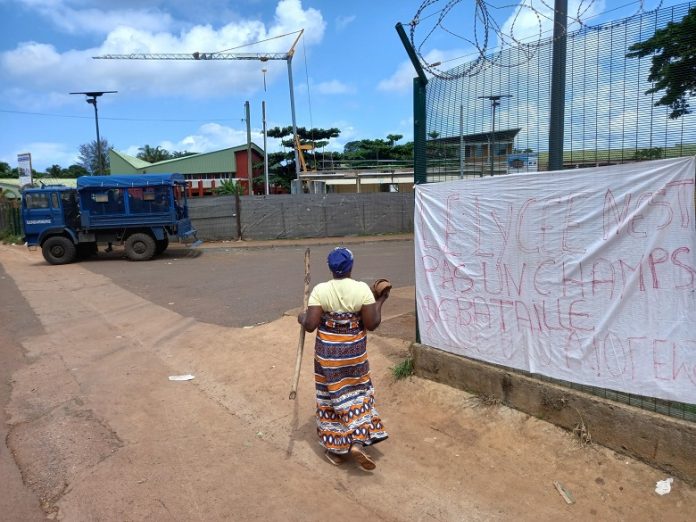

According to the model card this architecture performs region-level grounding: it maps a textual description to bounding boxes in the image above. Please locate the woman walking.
[298,247,390,471]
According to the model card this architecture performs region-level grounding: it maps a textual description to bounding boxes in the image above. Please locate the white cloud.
[377,60,417,94]
[3,141,79,171]
[316,80,354,95]
[500,0,606,46]
[122,122,285,158]
[0,0,326,106]
[16,0,176,35]
[273,0,325,47]
[377,49,469,93]
[336,15,356,31]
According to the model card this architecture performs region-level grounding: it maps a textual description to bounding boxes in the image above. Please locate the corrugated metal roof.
[110,150,152,169]
[108,144,264,175]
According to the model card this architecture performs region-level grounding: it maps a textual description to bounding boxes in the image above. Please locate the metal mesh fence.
[424,1,696,181]
[420,2,696,421]
[188,193,414,241]
[0,200,21,237]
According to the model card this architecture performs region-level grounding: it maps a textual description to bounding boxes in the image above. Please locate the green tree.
[267,126,342,177]
[387,134,403,147]
[79,139,111,175]
[64,164,89,178]
[45,164,63,177]
[0,161,12,178]
[267,151,295,191]
[267,126,340,149]
[633,147,664,160]
[171,150,196,158]
[137,145,171,162]
[626,7,696,119]
[343,139,412,162]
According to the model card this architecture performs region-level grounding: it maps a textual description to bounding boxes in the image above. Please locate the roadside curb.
[186,234,414,250]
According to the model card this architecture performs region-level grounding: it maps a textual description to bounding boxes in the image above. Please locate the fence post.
[548,0,568,171]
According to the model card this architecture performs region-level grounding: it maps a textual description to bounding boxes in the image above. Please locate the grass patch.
[391,357,414,380]
[0,230,22,244]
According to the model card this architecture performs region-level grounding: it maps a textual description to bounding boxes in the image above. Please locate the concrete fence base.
[410,342,696,485]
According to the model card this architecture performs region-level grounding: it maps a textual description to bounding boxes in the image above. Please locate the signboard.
[415,157,696,404]
[17,152,32,187]
[507,153,538,174]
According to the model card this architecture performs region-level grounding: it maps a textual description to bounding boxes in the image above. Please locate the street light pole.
[69,90,117,175]
[479,94,511,176]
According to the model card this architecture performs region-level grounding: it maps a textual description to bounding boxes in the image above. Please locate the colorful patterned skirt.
[314,312,388,454]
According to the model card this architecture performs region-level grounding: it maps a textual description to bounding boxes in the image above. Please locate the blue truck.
[21,173,199,265]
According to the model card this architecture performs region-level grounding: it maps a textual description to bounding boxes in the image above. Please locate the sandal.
[350,445,376,471]
[325,451,345,466]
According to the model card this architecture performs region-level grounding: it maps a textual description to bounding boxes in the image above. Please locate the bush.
[0,230,23,244]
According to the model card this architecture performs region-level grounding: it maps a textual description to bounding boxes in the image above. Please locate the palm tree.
[137,145,171,163]
[46,164,63,177]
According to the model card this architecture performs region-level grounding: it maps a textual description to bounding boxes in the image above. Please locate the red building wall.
[234,149,264,195]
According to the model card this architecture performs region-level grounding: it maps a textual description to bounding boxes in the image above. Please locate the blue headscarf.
[327,247,354,276]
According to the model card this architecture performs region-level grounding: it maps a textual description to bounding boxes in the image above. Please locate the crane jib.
[93,53,288,61]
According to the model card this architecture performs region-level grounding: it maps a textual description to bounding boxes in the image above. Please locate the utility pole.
[261,68,269,195]
[479,94,511,176]
[245,101,252,195]
[262,101,269,195]
[69,90,117,175]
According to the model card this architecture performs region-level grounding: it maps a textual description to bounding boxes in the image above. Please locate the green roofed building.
[109,143,265,196]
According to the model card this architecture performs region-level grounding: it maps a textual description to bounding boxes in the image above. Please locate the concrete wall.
[410,343,696,484]
[188,192,414,240]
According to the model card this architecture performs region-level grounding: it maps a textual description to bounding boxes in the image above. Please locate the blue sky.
[0,0,682,171]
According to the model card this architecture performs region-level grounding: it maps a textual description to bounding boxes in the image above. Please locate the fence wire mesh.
[424,1,696,181]
[0,200,21,238]
[420,2,696,422]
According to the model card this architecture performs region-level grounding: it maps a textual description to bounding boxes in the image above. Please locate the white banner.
[415,157,696,404]
[17,152,32,187]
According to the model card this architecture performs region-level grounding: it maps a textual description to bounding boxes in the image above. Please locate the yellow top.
[308,278,375,313]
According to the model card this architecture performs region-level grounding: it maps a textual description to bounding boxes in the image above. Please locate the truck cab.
[22,185,78,241]
[21,174,199,265]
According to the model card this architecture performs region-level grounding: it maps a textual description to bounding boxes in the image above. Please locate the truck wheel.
[155,236,169,256]
[125,233,156,261]
[42,236,76,265]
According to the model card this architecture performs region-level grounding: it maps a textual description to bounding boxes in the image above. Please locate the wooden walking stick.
[289,247,310,400]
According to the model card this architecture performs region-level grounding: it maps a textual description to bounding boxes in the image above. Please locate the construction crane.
[295,135,315,174]
[93,29,304,179]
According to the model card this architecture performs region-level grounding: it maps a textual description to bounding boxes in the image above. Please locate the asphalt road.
[79,239,416,328]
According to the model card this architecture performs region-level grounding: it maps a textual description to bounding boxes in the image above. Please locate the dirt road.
[1,241,694,521]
